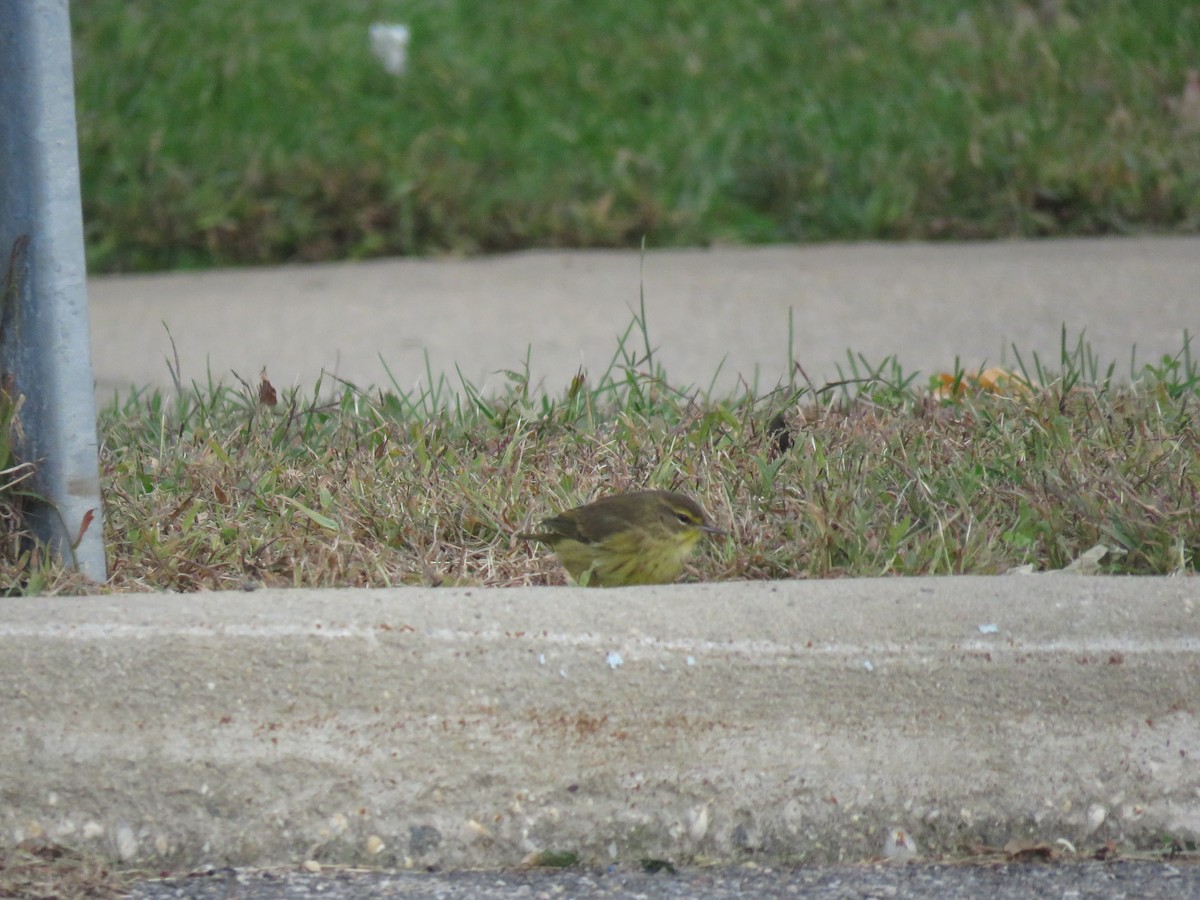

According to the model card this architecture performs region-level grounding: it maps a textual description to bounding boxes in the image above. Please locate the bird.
[518,490,724,587]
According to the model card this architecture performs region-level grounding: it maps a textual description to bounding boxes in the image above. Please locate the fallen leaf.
[1004,838,1059,862]
[71,508,96,549]
[933,367,1033,400]
[258,367,278,407]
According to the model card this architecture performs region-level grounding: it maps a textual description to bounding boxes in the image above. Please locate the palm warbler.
[518,490,724,587]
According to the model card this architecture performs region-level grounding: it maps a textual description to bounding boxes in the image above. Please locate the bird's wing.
[541,508,630,544]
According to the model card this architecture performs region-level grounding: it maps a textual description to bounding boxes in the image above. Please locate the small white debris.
[302,859,322,873]
[606,651,624,670]
[883,827,919,862]
[370,23,410,75]
[863,659,875,673]
[538,654,546,665]
[688,804,710,842]
[1086,803,1107,834]
[1175,68,1200,131]
[366,834,386,855]
[978,623,999,634]
[466,818,493,839]
[686,655,696,666]
[116,824,138,861]
[82,821,105,840]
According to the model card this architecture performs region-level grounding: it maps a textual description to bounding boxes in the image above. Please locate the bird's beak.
[701,523,726,536]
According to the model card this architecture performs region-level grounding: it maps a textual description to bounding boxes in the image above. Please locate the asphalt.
[6,238,1200,871]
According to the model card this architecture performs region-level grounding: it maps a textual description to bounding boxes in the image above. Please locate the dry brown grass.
[0,841,131,899]
[3,329,1199,594]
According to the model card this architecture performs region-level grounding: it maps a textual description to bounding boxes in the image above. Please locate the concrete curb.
[4,577,1198,867]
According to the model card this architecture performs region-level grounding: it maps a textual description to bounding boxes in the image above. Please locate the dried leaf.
[933,367,1033,400]
[1060,543,1115,574]
[71,508,96,549]
[768,411,793,454]
[258,367,278,407]
[1004,838,1059,862]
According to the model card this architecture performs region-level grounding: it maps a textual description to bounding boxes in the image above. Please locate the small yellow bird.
[518,490,725,587]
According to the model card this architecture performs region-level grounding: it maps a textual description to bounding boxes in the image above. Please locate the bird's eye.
[675,511,692,524]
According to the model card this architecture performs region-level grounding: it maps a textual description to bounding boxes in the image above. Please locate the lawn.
[7,2,1197,592]
[6,320,1198,593]
[72,1,1200,271]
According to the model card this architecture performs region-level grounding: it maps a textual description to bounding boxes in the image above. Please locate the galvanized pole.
[0,0,107,581]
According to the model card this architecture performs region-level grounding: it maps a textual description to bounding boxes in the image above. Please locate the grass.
[72,1,1200,272]
[0,840,130,900]
[2,316,1198,595]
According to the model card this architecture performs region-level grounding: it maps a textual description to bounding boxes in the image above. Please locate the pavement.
[87,236,1200,399]
[4,579,1199,872]
[5,238,1200,871]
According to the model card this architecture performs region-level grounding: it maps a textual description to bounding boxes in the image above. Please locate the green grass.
[73,1,1200,272]
[3,318,1199,594]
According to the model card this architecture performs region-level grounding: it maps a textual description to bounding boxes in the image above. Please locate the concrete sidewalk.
[15,238,1196,870]
[88,237,1200,399]
[3,578,1198,868]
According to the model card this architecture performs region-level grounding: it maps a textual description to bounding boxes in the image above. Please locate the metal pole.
[0,0,107,581]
